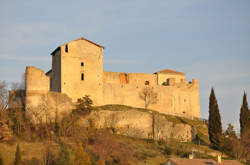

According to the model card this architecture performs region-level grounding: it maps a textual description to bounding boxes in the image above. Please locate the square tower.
[50,38,104,105]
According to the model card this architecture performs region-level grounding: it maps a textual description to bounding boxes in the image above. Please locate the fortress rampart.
[103,71,200,118]
[9,37,201,120]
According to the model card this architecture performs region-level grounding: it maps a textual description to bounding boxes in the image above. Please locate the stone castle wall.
[24,66,73,123]
[9,37,200,120]
[103,77,200,118]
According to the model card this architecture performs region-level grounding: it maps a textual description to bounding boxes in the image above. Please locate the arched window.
[81,62,84,66]
[145,81,149,85]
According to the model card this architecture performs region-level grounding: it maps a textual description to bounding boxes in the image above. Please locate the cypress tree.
[240,92,249,136]
[14,144,21,165]
[208,88,222,149]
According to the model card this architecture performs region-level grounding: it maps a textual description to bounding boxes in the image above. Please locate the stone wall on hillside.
[79,109,194,142]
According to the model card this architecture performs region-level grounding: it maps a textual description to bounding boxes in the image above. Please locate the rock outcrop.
[79,109,194,142]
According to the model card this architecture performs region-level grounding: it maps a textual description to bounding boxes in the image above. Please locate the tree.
[77,95,93,113]
[225,123,237,139]
[139,87,158,109]
[240,92,250,137]
[14,144,22,165]
[0,81,8,112]
[208,88,222,149]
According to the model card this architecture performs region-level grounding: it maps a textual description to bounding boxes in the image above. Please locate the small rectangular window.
[65,44,68,53]
[81,73,84,80]
[81,62,84,66]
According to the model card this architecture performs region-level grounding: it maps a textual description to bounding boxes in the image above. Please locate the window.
[145,81,149,85]
[65,44,68,53]
[81,62,84,66]
[81,73,84,80]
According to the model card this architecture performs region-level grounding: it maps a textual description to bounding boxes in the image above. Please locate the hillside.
[0,104,223,165]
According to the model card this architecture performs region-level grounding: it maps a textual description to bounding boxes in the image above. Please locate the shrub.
[77,95,93,113]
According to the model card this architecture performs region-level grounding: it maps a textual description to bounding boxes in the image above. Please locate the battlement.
[103,71,198,90]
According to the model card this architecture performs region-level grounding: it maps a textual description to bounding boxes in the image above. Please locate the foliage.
[88,129,133,165]
[0,81,8,112]
[77,95,93,113]
[55,143,73,165]
[0,153,3,165]
[208,88,222,149]
[75,143,91,165]
[43,143,56,165]
[240,92,250,137]
[14,144,22,165]
[224,123,237,139]
[139,87,158,109]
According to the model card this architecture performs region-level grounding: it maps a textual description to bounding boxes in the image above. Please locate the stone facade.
[10,37,200,119]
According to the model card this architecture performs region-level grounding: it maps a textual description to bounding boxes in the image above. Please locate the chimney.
[217,155,222,164]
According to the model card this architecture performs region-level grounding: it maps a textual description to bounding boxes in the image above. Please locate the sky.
[0,0,249,132]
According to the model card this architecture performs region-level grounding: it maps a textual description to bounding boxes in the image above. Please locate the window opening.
[81,62,84,66]
[65,44,68,52]
[81,73,84,80]
[145,81,150,85]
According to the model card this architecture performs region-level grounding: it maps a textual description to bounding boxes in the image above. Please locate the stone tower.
[49,38,104,105]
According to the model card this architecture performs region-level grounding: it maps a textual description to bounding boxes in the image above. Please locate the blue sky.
[0,0,249,132]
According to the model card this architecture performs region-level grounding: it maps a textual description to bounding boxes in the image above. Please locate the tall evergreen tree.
[208,88,222,149]
[14,144,21,165]
[240,92,249,136]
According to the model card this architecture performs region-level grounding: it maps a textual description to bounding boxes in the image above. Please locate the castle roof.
[155,68,186,75]
[51,37,104,55]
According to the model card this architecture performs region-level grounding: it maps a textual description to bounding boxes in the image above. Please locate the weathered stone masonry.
[10,37,200,119]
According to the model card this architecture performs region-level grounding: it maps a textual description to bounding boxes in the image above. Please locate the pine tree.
[208,88,222,149]
[14,144,21,165]
[240,92,249,137]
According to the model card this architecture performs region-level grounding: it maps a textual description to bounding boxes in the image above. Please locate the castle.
[10,37,200,119]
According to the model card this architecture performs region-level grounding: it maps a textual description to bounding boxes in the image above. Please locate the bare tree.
[139,86,158,109]
[10,73,25,90]
[0,81,8,112]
